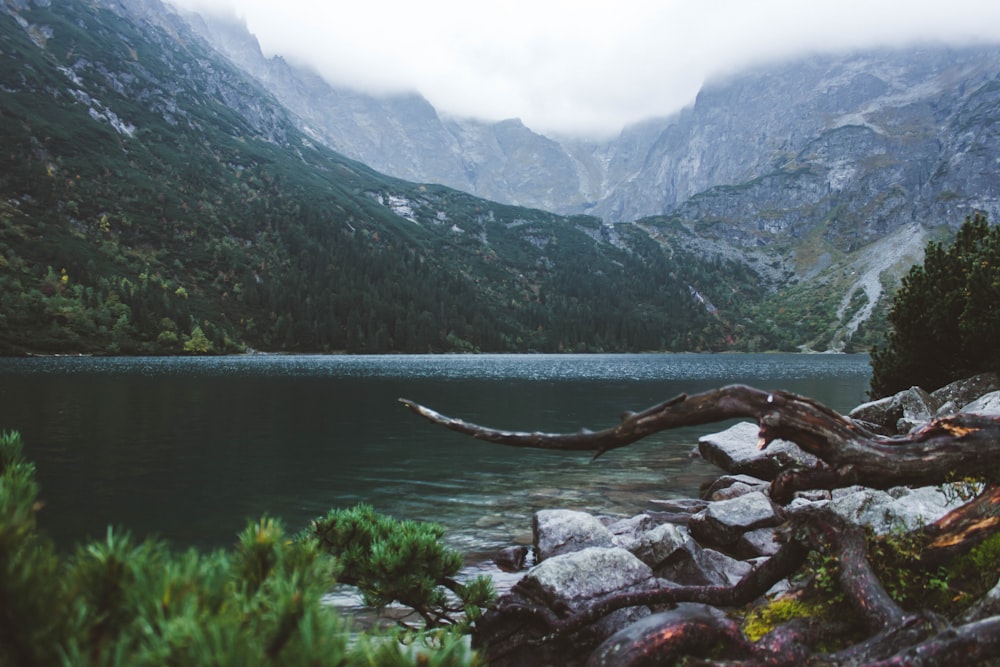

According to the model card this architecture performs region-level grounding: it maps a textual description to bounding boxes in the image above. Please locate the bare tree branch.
[401,385,1000,492]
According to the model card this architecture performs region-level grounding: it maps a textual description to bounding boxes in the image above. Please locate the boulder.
[700,548,753,586]
[961,390,1000,417]
[828,485,963,534]
[479,547,658,666]
[519,547,657,610]
[494,545,531,573]
[701,474,770,501]
[646,498,710,524]
[533,509,614,561]
[622,522,690,571]
[652,524,752,587]
[688,491,784,549]
[931,372,1000,416]
[736,527,784,559]
[850,386,939,434]
[606,513,660,549]
[697,422,819,480]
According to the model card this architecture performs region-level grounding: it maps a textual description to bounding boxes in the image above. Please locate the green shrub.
[308,504,495,633]
[0,431,481,666]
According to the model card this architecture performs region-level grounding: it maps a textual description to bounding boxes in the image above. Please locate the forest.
[0,0,871,357]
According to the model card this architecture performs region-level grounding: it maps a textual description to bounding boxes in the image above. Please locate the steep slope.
[184,13,1000,242]
[591,47,1000,230]
[0,0,751,355]
[183,11,600,213]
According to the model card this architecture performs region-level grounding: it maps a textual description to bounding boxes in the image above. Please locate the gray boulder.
[697,422,820,479]
[736,527,784,559]
[519,546,657,608]
[931,372,1000,416]
[828,485,963,534]
[701,474,770,501]
[961,390,1000,417]
[606,513,660,549]
[533,509,614,561]
[850,386,939,435]
[621,522,690,571]
[653,526,751,587]
[688,491,784,550]
[517,547,657,644]
[478,547,658,667]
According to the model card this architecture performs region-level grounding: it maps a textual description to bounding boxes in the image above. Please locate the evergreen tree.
[870,213,1000,397]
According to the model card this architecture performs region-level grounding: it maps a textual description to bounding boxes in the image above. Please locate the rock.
[931,373,1000,416]
[736,527,784,559]
[624,522,690,570]
[494,545,530,573]
[688,491,784,549]
[961,390,1000,417]
[701,474,770,501]
[702,548,753,586]
[654,525,750,587]
[481,547,658,666]
[828,485,962,534]
[850,386,939,434]
[533,509,614,561]
[520,547,657,610]
[697,422,819,479]
[606,513,659,547]
[646,498,710,524]
[647,498,711,514]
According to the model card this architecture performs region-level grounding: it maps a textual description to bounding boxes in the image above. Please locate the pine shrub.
[0,431,483,666]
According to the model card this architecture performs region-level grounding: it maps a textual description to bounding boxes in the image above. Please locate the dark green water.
[0,353,871,559]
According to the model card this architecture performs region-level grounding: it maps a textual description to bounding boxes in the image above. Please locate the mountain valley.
[2,0,999,355]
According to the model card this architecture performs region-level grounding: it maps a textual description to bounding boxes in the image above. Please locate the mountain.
[0,0,755,355]
[183,12,1000,350]
[184,12,1000,239]
[182,11,602,213]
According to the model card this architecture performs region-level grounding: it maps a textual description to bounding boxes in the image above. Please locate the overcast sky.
[168,0,1000,138]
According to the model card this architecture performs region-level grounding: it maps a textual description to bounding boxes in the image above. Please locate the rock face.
[190,12,1000,260]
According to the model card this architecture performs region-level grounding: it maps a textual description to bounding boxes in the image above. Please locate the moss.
[741,594,829,642]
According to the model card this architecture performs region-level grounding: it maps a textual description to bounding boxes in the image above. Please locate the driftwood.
[400,385,1000,666]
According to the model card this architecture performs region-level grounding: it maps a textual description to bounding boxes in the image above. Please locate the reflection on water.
[0,353,871,558]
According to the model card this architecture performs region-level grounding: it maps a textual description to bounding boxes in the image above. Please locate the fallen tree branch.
[401,386,1000,495]
[403,386,1000,665]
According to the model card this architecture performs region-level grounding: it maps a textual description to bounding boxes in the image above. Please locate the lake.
[0,353,871,563]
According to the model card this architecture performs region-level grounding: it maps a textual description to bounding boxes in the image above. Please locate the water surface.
[0,353,871,558]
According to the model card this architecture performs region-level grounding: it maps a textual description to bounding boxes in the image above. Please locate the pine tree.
[870,214,1000,397]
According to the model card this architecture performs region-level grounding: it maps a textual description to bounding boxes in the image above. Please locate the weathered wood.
[402,386,1000,664]
[912,483,1000,566]
[586,606,749,667]
[401,386,1000,495]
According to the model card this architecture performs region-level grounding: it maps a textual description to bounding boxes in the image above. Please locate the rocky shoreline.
[476,373,1000,666]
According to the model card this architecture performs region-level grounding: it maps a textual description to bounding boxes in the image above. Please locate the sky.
[168,0,1000,138]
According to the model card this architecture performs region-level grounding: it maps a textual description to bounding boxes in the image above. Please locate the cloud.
[170,0,1000,137]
